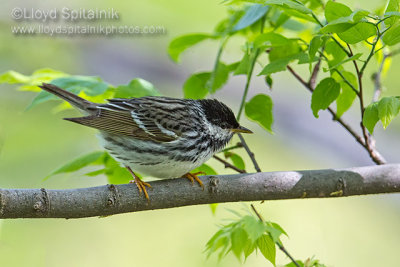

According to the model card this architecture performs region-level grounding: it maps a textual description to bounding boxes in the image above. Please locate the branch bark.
[1,164,400,219]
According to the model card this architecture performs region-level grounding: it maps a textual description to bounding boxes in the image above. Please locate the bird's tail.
[38,83,96,112]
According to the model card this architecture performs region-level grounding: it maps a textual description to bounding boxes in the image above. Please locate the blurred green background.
[1,0,400,266]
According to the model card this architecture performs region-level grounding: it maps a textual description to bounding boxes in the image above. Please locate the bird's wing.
[65,97,188,142]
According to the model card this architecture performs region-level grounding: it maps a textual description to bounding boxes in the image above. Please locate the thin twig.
[213,155,246,173]
[238,134,262,172]
[221,143,243,153]
[308,56,322,89]
[347,44,385,165]
[286,65,386,164]
[251,204,301,267]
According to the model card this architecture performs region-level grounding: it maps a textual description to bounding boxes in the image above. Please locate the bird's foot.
[127,167,151,200]
[183,172,205,190]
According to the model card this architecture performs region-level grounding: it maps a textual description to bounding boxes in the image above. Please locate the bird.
[38,83,252,199]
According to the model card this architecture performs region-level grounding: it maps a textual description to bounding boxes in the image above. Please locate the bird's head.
[199,99,252,135]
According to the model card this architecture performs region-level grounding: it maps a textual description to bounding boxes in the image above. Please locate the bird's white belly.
[128,159,204,178]
[97,133,213,179]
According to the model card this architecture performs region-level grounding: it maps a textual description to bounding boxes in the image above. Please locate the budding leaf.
[311,78,340,118]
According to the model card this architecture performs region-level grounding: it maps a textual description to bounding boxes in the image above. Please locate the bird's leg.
[182,172,205,189]
[127,167,151,200]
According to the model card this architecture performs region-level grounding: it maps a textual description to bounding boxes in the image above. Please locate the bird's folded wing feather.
[64,98,184,142]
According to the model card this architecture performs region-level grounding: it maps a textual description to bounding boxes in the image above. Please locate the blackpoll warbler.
[39,83,252,199]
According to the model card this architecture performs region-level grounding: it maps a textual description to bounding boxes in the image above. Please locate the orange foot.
[183,172,205,190]
[127,167,152,200]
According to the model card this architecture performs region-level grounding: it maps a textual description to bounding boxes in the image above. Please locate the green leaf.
[224,152,245,170]
[85,169,106,177]
[254,32,289,48]
[192,163,217,175]
[265,0,312,14]
[311,78,341,118]
[325,40,346,68]
[233,4,270,31]
[338,22,376,44]
[328,53,362,70]
[207,62,230,93]
[377,96,400,129]
[385,0,400,27]
[320,21,355,34]
[269,41,301,61]
[0,70,30,84]
[254,32,291,48]
[285,261,305,267]
[241,216,266,242]
[234,51,252,75]
[332,71,358,118]
[183,72,210,99]
[51,76,109,96]
[383,21,400,46]
[325,1,352,22]
[205,228,231,259]
[168,33,215,62]
[259,58,291,75]
[114,78,161,98]
[270,222,289,237]
[257,234,276,266]
[245,94,273,133]
[363,102,379,134]
[243,241,256,259]
[104,155,132,184]
[48,151,106,177]
[321,10,370,34]
[230,227,250,260]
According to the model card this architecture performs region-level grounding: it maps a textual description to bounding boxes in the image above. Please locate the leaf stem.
[236,15,266,120]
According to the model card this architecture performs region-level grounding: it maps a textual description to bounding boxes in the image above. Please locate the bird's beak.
[231,126,253,134]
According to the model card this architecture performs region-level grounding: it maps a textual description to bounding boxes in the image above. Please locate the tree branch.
[1,164,400,219]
